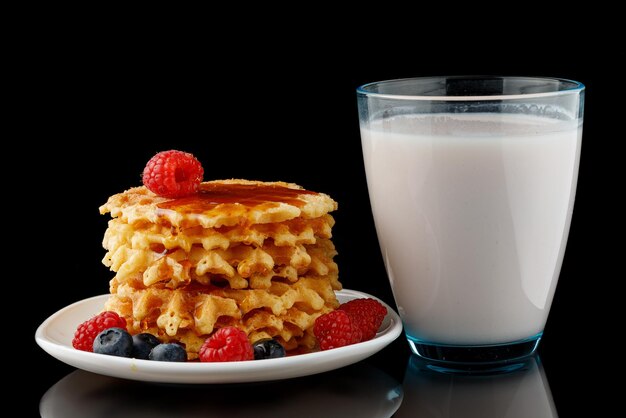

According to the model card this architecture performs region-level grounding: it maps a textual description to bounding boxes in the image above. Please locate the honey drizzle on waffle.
[157,183,318,215]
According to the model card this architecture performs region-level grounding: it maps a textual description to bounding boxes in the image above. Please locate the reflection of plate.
[40,364,403,418]
[35,289,402,384]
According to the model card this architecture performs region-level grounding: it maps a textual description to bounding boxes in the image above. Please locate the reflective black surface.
[33,334,615,417]
[40,353,561,418]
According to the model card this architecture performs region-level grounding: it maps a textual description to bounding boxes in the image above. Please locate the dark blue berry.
[132,333,161,359]
[149,343,187,362]
[252,339,286,360]
[93,327,133,357]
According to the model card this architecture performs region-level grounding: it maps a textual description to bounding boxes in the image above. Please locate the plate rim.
[35,289,402,384]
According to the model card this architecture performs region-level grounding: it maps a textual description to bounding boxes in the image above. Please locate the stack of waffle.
[99,179,340,359]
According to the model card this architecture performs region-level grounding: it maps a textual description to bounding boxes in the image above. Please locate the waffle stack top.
[99,179,341,359]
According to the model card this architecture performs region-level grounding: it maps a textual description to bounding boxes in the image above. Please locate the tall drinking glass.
[357,76,584,370]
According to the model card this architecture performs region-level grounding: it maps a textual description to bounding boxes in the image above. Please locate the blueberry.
[252,339,286,360]
[149,343,187,362]
[132,333,161,360]
[93,327,133,357]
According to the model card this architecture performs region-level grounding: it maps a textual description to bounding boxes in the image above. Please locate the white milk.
[361,113,582,345]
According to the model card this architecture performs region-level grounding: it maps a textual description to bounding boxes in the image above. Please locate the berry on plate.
[92,327,133,357]
[313,298,388,350]
[338,298,387,342]
[72,311,127,352]
[149,343,187,362]
[199,327,254,362]
[313,310,361,351]
[142,150,204,198]
[132,333,161,360]
[252,339,286,360]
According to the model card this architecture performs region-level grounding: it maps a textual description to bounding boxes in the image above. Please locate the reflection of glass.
[40,363,402,418]
[395,355,557,417]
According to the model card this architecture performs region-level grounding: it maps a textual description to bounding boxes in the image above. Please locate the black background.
[24,28,620,416]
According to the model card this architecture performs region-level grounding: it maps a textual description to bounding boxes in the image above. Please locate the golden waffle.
[100,179,338,228]
[105,239,339,290]
[103,214,334,252]
[105,278,339,359]
[100,179,341,359]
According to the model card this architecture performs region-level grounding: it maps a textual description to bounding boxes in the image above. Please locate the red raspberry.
[72,311,127,352]
[313,310,361,351]
[338,298,387,342]
[198,327,254,362]
[142,150,204,198]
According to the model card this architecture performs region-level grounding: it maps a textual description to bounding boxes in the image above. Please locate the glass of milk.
[357,76,584,371]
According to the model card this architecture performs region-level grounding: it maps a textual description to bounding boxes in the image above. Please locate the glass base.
[407,333,542,374]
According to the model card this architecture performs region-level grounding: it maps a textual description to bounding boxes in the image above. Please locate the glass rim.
[356,75,585,101]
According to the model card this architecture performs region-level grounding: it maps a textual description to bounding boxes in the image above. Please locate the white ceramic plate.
[35,289,402,384]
